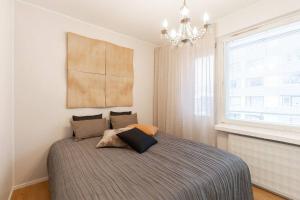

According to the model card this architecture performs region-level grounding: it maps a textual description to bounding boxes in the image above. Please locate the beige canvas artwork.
[105,42,134,107]
[67,33,134,108]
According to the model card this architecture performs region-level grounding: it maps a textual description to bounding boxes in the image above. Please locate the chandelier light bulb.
[162,19,168,29]
[180,6,190,18]
[170,29,177,39]
[203,12,209,24]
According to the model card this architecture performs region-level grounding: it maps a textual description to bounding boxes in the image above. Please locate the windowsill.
[215,123,300,146]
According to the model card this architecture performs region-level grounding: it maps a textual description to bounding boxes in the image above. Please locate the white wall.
[216,0,300,37]
[15,1,156,186]
[0,0,14,199]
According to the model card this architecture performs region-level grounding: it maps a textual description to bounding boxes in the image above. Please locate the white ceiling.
[23,0,260,44]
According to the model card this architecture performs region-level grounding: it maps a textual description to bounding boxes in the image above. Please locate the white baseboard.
[12,176,48,191]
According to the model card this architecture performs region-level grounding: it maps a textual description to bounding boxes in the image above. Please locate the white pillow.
[96,128,132,148]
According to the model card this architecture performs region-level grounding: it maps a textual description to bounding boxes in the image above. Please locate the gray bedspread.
[47,133,253,200]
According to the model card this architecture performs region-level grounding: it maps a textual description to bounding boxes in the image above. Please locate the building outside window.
[224,20,300,125]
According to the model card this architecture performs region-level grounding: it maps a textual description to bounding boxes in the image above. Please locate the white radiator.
[228,134,300,200]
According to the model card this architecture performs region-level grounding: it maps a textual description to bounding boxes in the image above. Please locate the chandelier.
[161,0,209,46]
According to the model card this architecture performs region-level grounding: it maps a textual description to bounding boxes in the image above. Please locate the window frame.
[216,11,300,133]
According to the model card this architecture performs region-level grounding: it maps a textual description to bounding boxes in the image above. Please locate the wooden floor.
[11,181,50,200]
[11,181,287,200]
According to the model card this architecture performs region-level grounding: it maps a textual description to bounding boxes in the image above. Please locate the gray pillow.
[71,118,107,140]
[110,113,138,129]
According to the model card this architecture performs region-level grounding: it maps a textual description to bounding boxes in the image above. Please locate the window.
[224,20,300,126]
[292,96,300,108]
[284,73,300,84]
[246,78,263,87]
[281,96,292,106]
[245,96,264,107]
[230,80,239,89]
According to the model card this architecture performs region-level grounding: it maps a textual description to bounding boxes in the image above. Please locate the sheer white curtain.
[154,27,216,146]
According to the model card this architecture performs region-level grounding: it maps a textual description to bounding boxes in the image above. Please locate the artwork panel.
[106,42,133,77]
[106,76,133,107]
[67,70,105,108]
[67,33,106,74]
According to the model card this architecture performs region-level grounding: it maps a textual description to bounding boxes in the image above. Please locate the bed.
[47,133,253,200]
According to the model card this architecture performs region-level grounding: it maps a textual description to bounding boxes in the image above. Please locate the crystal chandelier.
[161,0,209,46]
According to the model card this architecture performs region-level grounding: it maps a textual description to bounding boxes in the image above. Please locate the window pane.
[225,20,300,125]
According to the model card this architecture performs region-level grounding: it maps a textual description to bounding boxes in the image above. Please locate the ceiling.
[23,0,260,44]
